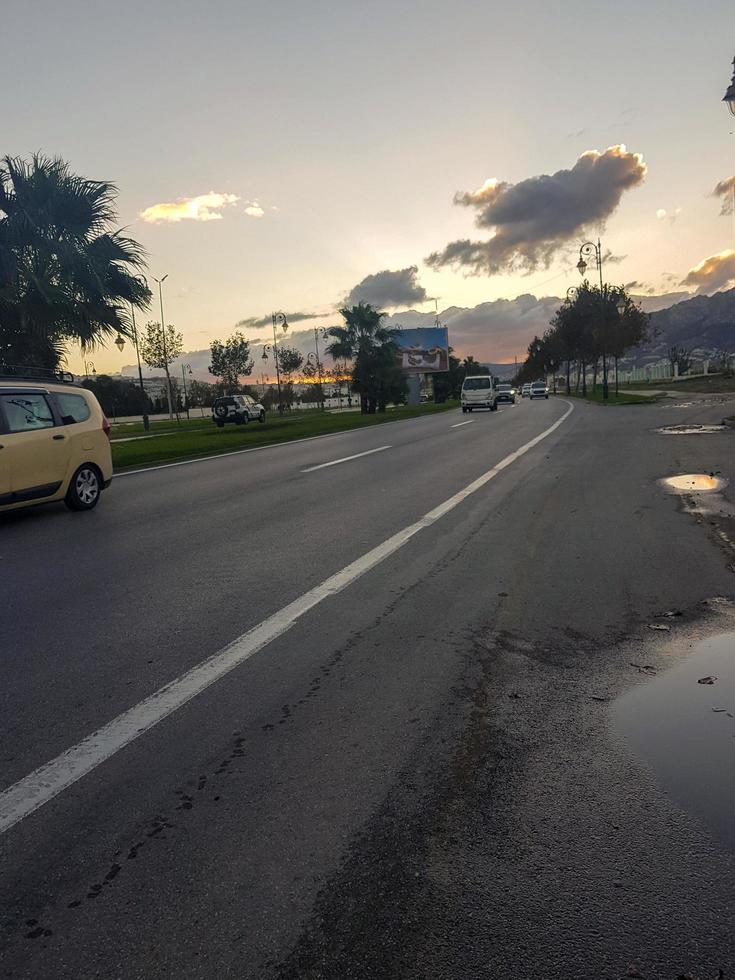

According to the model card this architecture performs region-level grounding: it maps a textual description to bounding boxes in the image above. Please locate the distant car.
[461,375,498,413]
[529,381,549,400]
[496,384,516,404]
[212,394,266,427]
[521,384,532,398]
[0,374,113,513]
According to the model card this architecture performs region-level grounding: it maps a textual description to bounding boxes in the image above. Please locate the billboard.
[393,327,449,374]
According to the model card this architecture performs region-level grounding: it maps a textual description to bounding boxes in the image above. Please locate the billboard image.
[393,327,449,374]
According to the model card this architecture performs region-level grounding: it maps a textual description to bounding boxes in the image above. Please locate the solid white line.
[301,445,391,473]
[451,420,474,428]
[0,402,574,836]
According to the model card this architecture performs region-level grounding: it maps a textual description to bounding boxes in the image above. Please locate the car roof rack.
[0,364,78,385]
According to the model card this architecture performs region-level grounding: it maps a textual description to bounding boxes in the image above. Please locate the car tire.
[65,464,102,511]
[259,411,266,423]
[491,401,498,412]
[545,394,549,399]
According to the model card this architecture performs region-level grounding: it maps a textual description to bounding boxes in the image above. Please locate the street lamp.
[312,326,330,410]
[181,363,192,419]
[83,360,96,379]
[577,238,611,401]
[152,274,174,420]
[566,286,578,302]
[128,291,150,431]
[271,311,288,414]
[114,334,125,353]
[723,56,735,115]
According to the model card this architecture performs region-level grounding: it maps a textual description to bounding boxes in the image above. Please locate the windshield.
[462,377,492,390]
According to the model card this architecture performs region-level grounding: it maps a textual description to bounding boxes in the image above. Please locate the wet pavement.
[615,629,735,853]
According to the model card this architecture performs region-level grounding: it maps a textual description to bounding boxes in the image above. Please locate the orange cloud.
[139,191,240,223]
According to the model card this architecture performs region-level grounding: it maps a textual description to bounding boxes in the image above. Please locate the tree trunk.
[615,356,619,396]
[566,360,571,395]
[592,360,598,395]
[582,360,587,397]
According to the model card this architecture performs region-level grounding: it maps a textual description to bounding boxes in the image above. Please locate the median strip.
[301,446,391,473]
[0,402,573,836]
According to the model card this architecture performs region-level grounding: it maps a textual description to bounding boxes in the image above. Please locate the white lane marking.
[116,412,461,478]
[301,446,391,473]
[0,402,573,836]
[451,420,474,428]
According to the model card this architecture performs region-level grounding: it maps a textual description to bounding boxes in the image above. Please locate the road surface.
[2,395,735,979]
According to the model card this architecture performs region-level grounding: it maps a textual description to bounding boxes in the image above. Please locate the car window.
[56,392,91,424]
[0,393,55,432]
[498,385,512,391]
[243,396,254,406]
[463,378,491,390]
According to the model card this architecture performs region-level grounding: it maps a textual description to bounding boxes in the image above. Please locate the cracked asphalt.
[2,393,735,979]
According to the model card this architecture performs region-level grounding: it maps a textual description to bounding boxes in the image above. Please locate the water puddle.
[660,474,728,493]
[614,632,735,851]
[656,424,726,435]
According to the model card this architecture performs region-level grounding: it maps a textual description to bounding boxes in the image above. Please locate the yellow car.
[0,377,113,513]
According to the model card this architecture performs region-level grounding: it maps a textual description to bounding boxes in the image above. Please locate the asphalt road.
[2,394,735,979]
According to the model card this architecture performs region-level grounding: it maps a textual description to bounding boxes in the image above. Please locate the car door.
[243,395,256,419]
[0,392,72,500]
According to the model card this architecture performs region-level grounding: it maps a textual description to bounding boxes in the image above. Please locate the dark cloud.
[345,266,428,309]
[681,250,735,294]
[236,311,327,329]
[426,145,646,276]
[713,175,735,215]
[602,249,627,265]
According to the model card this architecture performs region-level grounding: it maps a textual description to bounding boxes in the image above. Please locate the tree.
[0,153,150,371]
[461,356,489,376]
[138,321,183,418]
[187,379,216,408]
[668,345,692,378]
[209,331,254,390]
[82,375,152,419]
[276,345,304,382]
[326,303,406,413]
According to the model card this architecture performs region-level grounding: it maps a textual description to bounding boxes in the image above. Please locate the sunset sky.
[3,0,735,373]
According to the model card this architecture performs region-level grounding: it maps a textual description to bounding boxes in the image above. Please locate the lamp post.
[127,300,150,431]
[83,360,96,380]
[312,326,329,410]
[577,238,611,401]
[723,56,735,115]
[152,274,174,419]
[181,363,192,419]
[271,311,288,414]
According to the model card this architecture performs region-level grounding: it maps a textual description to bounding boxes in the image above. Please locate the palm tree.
[0,154,150,371]
[326,303,404,413]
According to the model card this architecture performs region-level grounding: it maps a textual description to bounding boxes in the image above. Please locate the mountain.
[635,288,735,364]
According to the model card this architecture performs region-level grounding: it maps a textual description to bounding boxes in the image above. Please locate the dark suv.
[212,394,266,427]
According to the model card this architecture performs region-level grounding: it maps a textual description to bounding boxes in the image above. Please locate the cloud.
[681,250,735,294]
[236,311,328,329]
[602,249,626,265]
[426,145,647,276]
[713,176,735,215]
[139,191,240,224]
[344,266,428,309]
[656,207,681,223]
[244,201,265,218]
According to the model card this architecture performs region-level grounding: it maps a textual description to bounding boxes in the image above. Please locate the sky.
[3,0,735,372]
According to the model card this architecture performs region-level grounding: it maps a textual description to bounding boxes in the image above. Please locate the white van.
[461,375,497,413]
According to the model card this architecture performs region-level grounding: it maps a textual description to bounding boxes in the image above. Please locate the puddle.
[660,474,728,493]
[656,424,726,435]
[614,632,735,852]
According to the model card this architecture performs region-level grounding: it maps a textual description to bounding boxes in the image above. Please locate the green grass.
[566,388,661,405]
[112,401,460,470]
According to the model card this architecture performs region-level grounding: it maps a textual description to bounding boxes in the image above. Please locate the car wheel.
[65,465,102,511]
[259,411,266,423]
[491,401,498,411]
[468,407,473,412]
